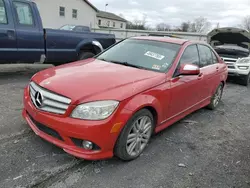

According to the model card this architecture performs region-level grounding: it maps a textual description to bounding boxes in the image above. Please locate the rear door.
[11,0,44,62]
[0,0,18,62]
[168,44,203,119]
[197,44,220,99]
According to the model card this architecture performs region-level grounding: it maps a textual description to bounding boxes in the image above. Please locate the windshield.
[96,39,181,72]
[60,25,75,30]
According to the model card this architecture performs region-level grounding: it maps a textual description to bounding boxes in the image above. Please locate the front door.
[11,1,44,62]
[0,0,18,62]
[167,44,204,119]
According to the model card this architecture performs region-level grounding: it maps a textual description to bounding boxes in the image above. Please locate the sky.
[90,0,250,28]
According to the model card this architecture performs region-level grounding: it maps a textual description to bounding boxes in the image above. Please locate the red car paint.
[22,37,228,160]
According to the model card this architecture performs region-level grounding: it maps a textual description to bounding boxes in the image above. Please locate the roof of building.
[132,36,189,45]
[97,11,127,22]
[83,0,98,11]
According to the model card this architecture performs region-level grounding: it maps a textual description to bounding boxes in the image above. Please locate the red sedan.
[22,37,228,161]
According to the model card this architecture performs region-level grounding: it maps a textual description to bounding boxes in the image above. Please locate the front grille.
[29,82,71,115]
[222,57,238,63]
[228,65,235,69]
[27,112,63,141]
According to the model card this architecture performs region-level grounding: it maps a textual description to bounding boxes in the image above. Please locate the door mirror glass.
[179,64,200,76]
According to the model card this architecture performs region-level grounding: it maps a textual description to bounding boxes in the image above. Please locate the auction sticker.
[144,51,165,60]
[152,64,161,70]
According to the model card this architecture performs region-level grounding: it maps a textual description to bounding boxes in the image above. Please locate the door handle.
[7,30,15,40]
[198,73,203,80]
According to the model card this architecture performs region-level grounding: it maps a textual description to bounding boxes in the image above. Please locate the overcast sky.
[91,0,250,28]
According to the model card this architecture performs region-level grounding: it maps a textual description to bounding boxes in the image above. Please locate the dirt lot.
[0,64,249,188]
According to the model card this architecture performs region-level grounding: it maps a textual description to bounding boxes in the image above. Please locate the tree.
[216,22,220,29]
[241,15,250,31]
[126,15,147,30]
[189,17,211,33]
[180,22,191,32]
[156,23,171,31]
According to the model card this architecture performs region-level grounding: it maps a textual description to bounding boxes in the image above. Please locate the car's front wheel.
[115,109,154,161]
[207,83,224,110]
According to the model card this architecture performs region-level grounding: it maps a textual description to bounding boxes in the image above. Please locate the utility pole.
[105,3,108,11]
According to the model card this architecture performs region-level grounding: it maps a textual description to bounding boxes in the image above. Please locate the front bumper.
[22,87,132,160]
[227,67,250,76]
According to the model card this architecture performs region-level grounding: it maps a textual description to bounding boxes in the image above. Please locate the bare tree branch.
[189,17,211,33]
[241,15,250,31]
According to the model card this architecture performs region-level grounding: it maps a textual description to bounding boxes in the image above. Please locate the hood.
[207,27,250,49]
[32,59,165,103]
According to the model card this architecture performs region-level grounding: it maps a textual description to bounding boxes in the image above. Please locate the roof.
[83,0,98,11]
[97,11,127,22]
[131,36,188,45]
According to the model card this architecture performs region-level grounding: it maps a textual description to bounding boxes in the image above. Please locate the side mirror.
[179,64,200,76]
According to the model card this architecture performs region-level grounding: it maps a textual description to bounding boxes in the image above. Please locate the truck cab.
[0,0,116,64]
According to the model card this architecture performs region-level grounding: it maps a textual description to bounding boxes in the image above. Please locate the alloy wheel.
[126,116,152,157]
[213,85,223,107]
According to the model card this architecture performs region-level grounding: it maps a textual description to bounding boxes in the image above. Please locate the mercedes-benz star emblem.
[34,91,43,108]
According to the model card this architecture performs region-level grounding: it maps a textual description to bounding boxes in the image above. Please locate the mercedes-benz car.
[208,27,250,86]
[22,37,228,161]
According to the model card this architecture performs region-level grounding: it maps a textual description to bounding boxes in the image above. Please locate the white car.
[208,27,250,86]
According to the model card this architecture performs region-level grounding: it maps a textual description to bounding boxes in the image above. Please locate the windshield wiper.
[99,59,147,70]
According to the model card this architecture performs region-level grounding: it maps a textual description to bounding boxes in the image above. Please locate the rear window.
[96,39,181,72]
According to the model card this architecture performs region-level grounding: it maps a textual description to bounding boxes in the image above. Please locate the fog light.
[82,141,93,150]
[238,66,249,70]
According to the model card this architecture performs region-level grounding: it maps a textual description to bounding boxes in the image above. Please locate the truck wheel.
[241,73,250,86]
[78,51,95,60]
[207,83,224,110]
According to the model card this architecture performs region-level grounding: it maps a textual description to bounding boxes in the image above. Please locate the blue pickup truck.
[0,0,116,64]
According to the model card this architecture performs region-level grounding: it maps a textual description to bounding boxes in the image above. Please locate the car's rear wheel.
[78,51,95,60]
[241,73,250,86]
[115,109,154,161]
[207,83,224,110]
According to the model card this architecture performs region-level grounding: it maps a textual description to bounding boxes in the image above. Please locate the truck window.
[13,2,33,25]
[0,0,7,24]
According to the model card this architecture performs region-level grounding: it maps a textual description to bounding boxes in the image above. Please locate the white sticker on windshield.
[144,51,165,60]
[152,64,161,70]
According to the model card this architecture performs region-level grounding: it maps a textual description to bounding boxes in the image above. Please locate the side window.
[0,0,7,24]
[211,51,219,64]
[198,45,213,67]
[75,26,83,32]
[13,2,33,25]
[180,45,200,66]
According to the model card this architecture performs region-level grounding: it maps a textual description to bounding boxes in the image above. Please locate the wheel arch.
[123,94,163,128]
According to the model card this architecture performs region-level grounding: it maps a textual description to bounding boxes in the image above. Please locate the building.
[33,0,98,29]
[97,11,127,29]
[32,0,127,30]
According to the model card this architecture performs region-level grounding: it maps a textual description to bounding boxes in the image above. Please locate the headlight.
[71,100,119,120]
[237,57,250,64]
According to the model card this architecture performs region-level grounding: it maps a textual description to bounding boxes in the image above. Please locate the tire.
[241,73,250,86]
[78,51,95,60]
[115,109,154,161]
[207,83,224,110]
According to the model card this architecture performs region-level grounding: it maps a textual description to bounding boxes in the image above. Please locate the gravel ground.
[0,64,249,188]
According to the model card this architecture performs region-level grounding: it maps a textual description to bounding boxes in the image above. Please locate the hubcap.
[126,116,152,157]
[213,86,222,106]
